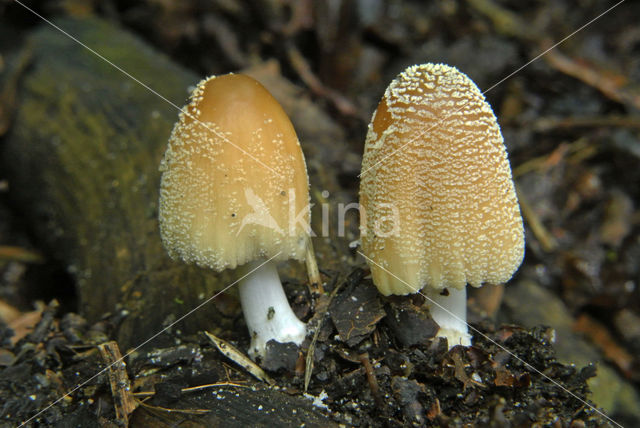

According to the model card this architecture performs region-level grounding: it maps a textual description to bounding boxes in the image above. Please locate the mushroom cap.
[360,63,524,296]
[159,74,310,271]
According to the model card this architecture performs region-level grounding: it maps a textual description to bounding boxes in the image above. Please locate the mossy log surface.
[2,17,351,349]
[3,16,226,348]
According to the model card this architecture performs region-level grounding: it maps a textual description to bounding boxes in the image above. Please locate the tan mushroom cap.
[159,74,310,271]
[360,63,524,296]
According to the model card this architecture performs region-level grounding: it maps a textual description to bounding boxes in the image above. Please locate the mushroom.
[359,63,524,348]
[158,73,312,359]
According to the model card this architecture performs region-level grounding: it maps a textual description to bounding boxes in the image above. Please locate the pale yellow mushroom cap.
[159,74,311,271]
[360,63,524,296]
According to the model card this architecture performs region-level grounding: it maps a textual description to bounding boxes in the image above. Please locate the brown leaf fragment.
[446,347,486,390]
[495,324,528,343]
[329,282,385,346]
[334,346,361,364]
[426,397,442,421]
[599,190,633,247]
[466,346,491,369]
[494,367,516,387]
[44,368,69,398]
[468,284,504,319]
[517,373,531,388]
[573,314,634,378]
[0,299,21,324]
[8,302,45,345]
[613,309,640,344]
[570,419,587,428]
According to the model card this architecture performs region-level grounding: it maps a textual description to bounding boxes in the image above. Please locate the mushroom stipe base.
[238,259,307,360]
[425,286,472,348]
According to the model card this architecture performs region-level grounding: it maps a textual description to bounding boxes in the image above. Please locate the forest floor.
[1,0,639,426]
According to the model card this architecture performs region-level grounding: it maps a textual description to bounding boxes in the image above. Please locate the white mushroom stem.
[238,259,307,360]
[425,286,472,349]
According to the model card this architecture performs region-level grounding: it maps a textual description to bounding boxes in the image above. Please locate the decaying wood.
[3,16,223,349]
[130,382,339,427]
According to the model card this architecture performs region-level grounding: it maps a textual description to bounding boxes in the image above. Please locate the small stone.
[384,299,438,347]
[391,376,426,425]
[262,340,299,372]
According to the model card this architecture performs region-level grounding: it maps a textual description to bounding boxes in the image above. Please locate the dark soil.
[0,277,609,427]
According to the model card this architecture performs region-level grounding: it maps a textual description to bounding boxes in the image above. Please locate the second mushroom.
[359,63,525,348]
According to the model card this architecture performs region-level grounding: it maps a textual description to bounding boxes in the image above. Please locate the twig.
[465,0,535,40]
[448,348,486,390]
[286,43,360,118]
[27,299,59,344]
[426,398,442,421]
[137,400,209,415]
[515,184,558,252]
[544,48,640,110]
[133,381,250,398]
[359,352,384,409]
[98,341,138,427]
[305,238,324,294]
[304,273,344,392]
[512,143,570,177]
[512,139,597,178]
[532,115,640,132]
[573,314,634,378]
[204,331,274,385]
[181,381,250,393]
[0,246,44,263]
